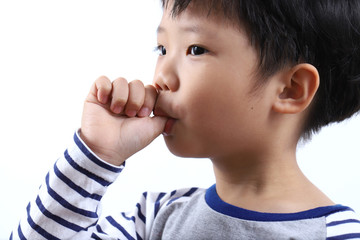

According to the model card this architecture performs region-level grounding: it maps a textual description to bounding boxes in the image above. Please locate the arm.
[11,131,123,239]
[11,76,167,239]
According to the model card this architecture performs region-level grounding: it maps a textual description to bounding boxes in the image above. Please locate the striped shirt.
[10,132,360,239]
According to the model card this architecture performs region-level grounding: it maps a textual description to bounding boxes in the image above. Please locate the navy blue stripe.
[154,193,166,217]
[184,187,198,196]
[35,196,85,232]
[74,132,123,173]
[167,188,198,205]
[136,232,144,240]
[167,196,181,206]
[122,212,136,222]
[170,190,177,197]
[54,163,102,201]
[121,213,143,239]
[166,190,192,206]
[96,224,106,234]
[26,204,61,240]
[17,225,26,240]
[45,173,98,218]
[91,232,103,240]
[327,218,360,227]
[136,203,146,223]
[64,150,111,187]
[327,233,360,240]
[106,216,135,240]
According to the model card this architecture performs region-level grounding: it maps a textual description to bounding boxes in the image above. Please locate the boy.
[11,0,360,239]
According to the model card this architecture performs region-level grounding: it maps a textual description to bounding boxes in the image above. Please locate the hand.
[80,76,167,166]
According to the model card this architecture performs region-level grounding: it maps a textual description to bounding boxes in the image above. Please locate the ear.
[272,64,319,114]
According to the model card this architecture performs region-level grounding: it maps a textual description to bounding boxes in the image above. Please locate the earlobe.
[273,64,319,114]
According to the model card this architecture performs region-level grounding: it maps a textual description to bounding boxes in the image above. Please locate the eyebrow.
[157,25,211,36]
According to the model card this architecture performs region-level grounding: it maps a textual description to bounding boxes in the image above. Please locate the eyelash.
[154,45,166,56]
[154,45,209,56]
[187,45,209,56]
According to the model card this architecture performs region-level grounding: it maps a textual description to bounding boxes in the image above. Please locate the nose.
[153,56,180,92]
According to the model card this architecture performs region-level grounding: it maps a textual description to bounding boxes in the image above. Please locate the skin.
[80,3,334,213]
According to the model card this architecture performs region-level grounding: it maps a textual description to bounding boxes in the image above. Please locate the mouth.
[163,118,177,136]
[153,107,177,136]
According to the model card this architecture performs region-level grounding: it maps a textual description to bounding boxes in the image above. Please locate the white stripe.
[48,166,99,211]
[19,216,46,240]
[98,216,137,240]
[56,153,109,193]
[326,210,358,224]
[38,184,95,228]
[327,210,360,238]
[327,222,360,237]
[69,131,123,182]
[28,198,77,238]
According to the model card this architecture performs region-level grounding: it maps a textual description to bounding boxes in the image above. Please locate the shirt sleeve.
[10,131,201,240]
[10,130,124,239]
[326,207,360,240]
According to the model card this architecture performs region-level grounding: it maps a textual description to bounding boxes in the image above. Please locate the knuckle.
[144,88,157,105]
[97,75,109,81]
[113,77,128,85]
[96,75,111,85]
[145,84,157,93]
[129,82,145,99]
[129,79,144,88]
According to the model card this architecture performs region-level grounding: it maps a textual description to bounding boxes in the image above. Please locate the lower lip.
[163,118,177,136]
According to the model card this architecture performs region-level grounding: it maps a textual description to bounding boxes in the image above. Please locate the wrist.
[78,129,126,166]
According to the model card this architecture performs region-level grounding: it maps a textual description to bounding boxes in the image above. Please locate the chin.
[164,136,209,159]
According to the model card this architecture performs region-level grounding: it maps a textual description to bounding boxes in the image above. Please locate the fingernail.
[113,106,122,114]
[138,107,150,117]
[126,109,137,117]
[98,92,108,104]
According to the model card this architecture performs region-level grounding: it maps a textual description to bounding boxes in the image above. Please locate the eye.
[188,45,208,56]
[155,45,166,56]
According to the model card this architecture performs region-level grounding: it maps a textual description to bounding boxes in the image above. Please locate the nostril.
[155,83,162,90]
[155,83,170,91]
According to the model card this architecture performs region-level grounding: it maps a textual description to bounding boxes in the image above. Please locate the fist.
[80,76,167,166]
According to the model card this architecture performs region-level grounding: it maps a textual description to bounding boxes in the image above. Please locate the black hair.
[161,0,360,139]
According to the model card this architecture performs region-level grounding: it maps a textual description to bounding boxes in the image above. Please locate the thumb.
[134,116,167,149]
[125,116,168,150]
[128,116,167,155]
[114,116,168,162]
[146,116,168,139]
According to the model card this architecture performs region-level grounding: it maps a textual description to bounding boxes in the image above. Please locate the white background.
[0,0,359,238]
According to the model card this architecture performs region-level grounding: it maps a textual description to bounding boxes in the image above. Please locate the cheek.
[181,86,218,121]
[168,68,257,156]
[181,86,240,142]
[164,89,224,157]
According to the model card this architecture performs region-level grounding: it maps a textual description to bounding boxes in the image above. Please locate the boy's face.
[153,4,273,160]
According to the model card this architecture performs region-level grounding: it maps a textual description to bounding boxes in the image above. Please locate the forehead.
[162,0,231,21]
[158,3,242,37]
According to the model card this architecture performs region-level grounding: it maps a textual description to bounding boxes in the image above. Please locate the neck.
[211,145,334,213]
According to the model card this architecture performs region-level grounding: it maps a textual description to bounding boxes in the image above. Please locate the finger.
[138,116,168,145]
[125,80,145,117]
[138,85,158,117]
[110,77,129,114]
[150,116,168,137]
[88,76,112,104]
